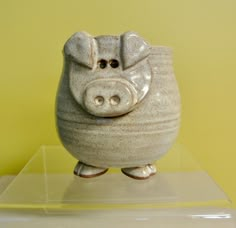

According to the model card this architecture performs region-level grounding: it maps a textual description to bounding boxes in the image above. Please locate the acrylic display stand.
[0,144,235,227]
[0,144,231,212]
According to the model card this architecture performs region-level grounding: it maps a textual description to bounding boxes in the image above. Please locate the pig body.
[56,31,180,179]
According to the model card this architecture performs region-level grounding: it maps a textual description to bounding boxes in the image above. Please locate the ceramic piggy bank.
[56,31,181,180]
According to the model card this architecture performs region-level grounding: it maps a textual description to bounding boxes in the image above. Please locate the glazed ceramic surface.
[56,31,181,179]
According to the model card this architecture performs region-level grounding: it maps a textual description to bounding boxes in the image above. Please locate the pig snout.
[83,78,138,117]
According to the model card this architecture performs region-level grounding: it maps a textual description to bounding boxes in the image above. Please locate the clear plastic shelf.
[0,144,231,212]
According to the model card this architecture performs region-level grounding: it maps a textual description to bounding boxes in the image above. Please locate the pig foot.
[121,164,157,180]
[74,161,108,178]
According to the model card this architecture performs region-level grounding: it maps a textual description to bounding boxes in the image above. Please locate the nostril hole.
[98,59,107,69]
[109,59,119,68]
[94,96,104,106]
[110,95,120,106]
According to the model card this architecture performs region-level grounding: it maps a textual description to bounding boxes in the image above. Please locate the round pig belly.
[57,116,180,168]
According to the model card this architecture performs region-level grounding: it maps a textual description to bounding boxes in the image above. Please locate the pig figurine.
[56,31,181,180]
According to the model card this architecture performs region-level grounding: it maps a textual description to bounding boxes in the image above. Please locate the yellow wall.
[0,0,236,206]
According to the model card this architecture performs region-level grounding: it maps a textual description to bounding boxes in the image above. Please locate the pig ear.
[120,31,150,69]
[64,32,97,69]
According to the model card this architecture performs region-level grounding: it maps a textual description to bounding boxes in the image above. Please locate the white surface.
[0,207,236,228]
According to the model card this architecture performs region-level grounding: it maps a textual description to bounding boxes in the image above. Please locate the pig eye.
[109,59,119,68]
[98,59,107,69]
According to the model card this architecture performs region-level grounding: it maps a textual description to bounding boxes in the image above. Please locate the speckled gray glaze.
[56,31,181,179]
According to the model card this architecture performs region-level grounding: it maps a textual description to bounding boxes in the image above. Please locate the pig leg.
[74,161,108,178]
[121,164,157,180]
